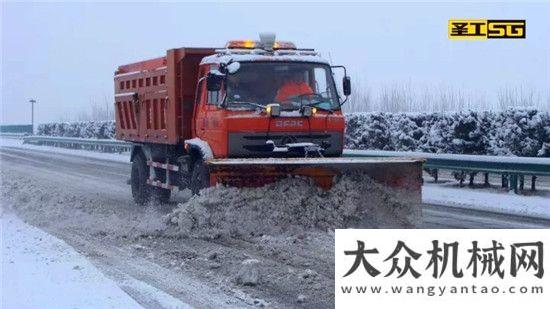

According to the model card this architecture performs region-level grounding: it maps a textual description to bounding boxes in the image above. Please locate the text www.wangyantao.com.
[340,285,543,297]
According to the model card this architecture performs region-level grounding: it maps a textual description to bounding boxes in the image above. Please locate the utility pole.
[29,99,36,134]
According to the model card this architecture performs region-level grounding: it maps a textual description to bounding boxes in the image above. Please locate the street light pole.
[29,99,36,134]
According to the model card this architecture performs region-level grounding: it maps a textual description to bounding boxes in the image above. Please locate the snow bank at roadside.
[0,212,142,309]
[423,184,550,220]
[165,174,421,238]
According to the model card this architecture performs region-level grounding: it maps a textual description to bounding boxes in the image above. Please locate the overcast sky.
[2,1,549,124]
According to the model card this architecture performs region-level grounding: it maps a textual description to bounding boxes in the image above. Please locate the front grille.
[242,134,332,140]
[228,132,342,158]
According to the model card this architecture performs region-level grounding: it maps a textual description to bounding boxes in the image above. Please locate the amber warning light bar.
[225,40,297,50]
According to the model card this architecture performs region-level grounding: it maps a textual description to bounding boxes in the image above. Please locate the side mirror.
[343,76,351,96]
[226,62,241,74]
[331,65,350,99]
[207,71,223,92]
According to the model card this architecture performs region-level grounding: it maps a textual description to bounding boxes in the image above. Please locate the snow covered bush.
[388,114,424,152]
[488,109,549,157]
[419,112,454,153]
[346,112,426,151]
[37,108,549,157]
[345,108,550,157]
[37,121,115,139]
[448,111,490,155]
[345,113,392,150]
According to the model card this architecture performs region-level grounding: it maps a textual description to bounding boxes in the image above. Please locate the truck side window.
[314,67,329,97]
[207,64,221,105]
[207,88,220,105]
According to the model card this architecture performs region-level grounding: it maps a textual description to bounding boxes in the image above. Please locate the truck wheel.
[131,153,152,204]
[190,158,209,195]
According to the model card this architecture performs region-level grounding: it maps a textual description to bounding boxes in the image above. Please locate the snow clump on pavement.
[165,173,420,238]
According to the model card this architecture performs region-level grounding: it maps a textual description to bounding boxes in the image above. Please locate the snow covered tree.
[420,113,454,153]
[537,112,550,157]
[388,113,423,151]
[35,109,548,155]
[448,111,489,155]
[345,113,392,150]
[37,121,116,139]
[489,108,547,157]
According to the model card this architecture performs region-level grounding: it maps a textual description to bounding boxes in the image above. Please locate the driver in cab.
[275,71,313,103]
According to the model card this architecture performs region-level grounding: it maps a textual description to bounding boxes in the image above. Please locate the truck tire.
[131,153,152,205]
[190,158,209,195]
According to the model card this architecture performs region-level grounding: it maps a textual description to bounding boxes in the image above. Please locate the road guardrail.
[344,150,550,194]
[22,136,132,153]
[17,136,550,194]
[0,132,28,139]
[0,124,33,134]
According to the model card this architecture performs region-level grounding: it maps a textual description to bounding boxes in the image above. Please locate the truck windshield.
[225,62,340,111]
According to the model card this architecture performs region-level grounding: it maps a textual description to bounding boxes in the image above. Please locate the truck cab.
[192,37,349,159]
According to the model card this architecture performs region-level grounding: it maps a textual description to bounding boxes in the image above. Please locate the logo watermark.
[448,19,526,39]
[336,229,548,308]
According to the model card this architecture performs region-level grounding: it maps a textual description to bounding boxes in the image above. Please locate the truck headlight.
[266,103,281,117]
[302,106,317,117]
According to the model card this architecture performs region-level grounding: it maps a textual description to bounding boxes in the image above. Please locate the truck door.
[193,66,226,157]
[203,81,225,156]
[193,77,207,138]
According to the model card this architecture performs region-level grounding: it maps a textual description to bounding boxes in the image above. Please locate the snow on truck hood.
[200,52,330,65]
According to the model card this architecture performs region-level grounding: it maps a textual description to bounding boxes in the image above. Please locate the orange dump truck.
[114,33,423,204]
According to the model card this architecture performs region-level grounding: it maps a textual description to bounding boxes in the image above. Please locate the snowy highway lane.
[1,145,549,230]
[0,146,252,308]
[1,144,550,308]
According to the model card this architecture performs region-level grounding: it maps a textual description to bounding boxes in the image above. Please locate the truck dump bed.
[114,47,215,144]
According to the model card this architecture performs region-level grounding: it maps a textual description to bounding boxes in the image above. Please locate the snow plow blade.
[206,157,425,201]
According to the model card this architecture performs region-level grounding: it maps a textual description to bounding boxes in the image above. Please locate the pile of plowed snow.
[165,174,420,238]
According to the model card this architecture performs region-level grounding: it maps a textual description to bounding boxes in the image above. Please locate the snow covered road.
[1,142,550,308]
[0,146,254,308]
[1,144,548,229]
[1,212,143,309]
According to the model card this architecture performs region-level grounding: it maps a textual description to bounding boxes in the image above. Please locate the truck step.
[147,178,175,190]
[147,160,179,171]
